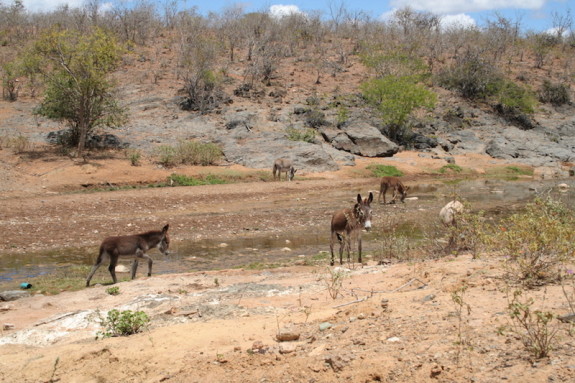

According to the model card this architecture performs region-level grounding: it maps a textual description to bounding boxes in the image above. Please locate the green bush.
[155,141,222,167]
[98,309,150,338]
[286,126,316,143]
[105,286,120,296]
[361,76,436,142]
[496,80,536,115]
[155,145,178,168]
[175,140,222,166]
[366,164,403,178]
[538,80,571,106]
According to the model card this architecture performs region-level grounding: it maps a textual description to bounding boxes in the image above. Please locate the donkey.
[272,158,297,181]
[330,192,373,266]
[86,224,170,287]
[378,176,409,204]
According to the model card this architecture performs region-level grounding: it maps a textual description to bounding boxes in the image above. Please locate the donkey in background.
[378,176,409,204]
[86,224,170,287]
[330,192,373,266]
[273,158,297,181]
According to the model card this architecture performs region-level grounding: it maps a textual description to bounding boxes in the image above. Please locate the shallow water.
[1,177,573,288]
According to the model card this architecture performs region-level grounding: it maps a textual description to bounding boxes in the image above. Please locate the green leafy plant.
[361,75,436,142]
[105,286,120,296]
[31,27,126,155]
[366,164,403,178]
[97,309,150,338]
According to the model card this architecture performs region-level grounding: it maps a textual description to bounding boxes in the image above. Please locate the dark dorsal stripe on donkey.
[330,192,373,266]
[86,224,170,287]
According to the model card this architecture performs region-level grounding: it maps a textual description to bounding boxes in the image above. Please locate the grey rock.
[0,290,31,301]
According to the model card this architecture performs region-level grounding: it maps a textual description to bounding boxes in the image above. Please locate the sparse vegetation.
[439,164,464,174]
[97,309,150,338]
[322,267,348,300]
[155,141,222,167]
[366,164,403,178]
[500,290,560,358]
[286,126,316,143]
[167,173,227,186]
[494,197,575,287]
[106,286,120,296]
[538,80,571,106]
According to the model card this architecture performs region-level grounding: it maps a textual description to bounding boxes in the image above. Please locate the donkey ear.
[162,224,170,233]
[367,192,374,204]
[357,194,362,203]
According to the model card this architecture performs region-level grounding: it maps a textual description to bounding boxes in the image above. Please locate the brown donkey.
[86,224,170,287]
[330,192,373,266]
[272,158,297,181]
[378,176,409,204]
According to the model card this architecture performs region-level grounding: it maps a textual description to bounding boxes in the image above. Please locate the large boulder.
[321,122,399,157]
[216,130,340,172]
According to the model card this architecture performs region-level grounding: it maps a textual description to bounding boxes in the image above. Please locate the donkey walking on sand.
[330,192,373,266]
[273,158,297,181]
[378,176,409,204]
[86,224,170,287]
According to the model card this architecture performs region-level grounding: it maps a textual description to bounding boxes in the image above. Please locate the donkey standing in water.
[86,224,170,287]
[272,158,297,181]
[330,192,373,266]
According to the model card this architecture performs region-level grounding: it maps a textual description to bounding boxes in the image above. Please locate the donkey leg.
[131,259,139,279]
[358,236,363,265]
[329,233,336,266]
[135,249,153,278]
[108,256,118,284]
[86,259,103,287]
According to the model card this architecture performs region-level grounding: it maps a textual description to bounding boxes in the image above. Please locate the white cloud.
[22,0,84,13]
[441,14,477,29]
[390,0,546,15]
[269,4,304,19]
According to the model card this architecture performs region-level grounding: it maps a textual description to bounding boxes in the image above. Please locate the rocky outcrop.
[320,122,399,157]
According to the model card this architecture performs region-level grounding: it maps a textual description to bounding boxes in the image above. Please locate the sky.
[14,0,573,33]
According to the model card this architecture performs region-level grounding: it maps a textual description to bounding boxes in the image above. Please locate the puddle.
[1,178,573,289]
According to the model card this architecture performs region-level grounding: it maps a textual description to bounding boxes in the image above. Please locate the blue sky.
[17,0,573,33]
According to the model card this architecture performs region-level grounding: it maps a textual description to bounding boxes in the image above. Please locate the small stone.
[319,322,333,331]
[276,331,300,342]
[3,323,15,330]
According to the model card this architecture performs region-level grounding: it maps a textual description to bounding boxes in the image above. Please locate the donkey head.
[288,167,297,181]
[159,224,170,255]
[400,185,410,203]
[355,192,373,231]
